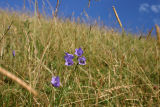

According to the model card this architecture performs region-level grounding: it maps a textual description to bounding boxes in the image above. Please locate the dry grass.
[0,10,159,106]
[0,67,37,96]
[155,24,160,45]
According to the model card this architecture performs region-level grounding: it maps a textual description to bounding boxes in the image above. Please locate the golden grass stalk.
[146,27,153,40]
[155,24,160,44]
[0,67,38,96]
[112,6,123,29]
[23,0,25,10]
[88,0,91,8]
[54,0,59,17]
[0,21,13,42]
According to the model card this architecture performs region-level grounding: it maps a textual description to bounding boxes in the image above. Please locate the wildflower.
[64,53,74,61]
[51,76,60,87]
[78,57,86,65]
[12,50,15,57]
[75,48,83,57]
[65,58,74,66]
[64,52,74,66]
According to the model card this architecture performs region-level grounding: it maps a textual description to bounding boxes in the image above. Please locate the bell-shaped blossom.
[65,59,74,66]
[12,50,15,57]
[51,76,60,87]
[64,53,74,61]
[75,48,83,57]
[78,57,86,65]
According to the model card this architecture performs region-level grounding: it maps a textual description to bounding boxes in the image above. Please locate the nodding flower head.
[75,48,83,57]
[51,76,60,87]
[64,53,74,66]
[12,50,15,57]
[64,53,74,60]
[65,58,74,66]
[78,56,86,65]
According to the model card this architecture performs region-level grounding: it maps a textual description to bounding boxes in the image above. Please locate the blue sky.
[0,0,160,34]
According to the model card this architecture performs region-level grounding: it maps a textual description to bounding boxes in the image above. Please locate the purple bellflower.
[64,53,74,60]
[65,58,74,66]
[78,57,86,65]
[75,48,83,57]
[51,76,60,87]
[64,53,74,66]
[12,50,15,57]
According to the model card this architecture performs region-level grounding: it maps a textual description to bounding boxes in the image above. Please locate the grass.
[0,10,159,106]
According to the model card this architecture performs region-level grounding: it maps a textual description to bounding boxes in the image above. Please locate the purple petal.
[51,76,60,87]
[12,50,15,57]
[65,59,74,66]
[64,53,74,61]
[78,57,86,65]
[75,48,83,56]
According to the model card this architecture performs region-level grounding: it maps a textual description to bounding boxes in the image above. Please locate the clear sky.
[0,0,160,34]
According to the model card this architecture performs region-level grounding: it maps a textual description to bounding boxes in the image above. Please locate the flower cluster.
[51,48,86,88]
[64,48,86,66]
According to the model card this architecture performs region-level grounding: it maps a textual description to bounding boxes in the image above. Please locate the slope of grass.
[0,10,159,106]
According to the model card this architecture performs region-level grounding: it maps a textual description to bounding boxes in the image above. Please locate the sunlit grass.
[0,10,159,106]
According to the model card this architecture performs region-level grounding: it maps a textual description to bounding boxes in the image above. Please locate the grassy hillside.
[0,10,159,106]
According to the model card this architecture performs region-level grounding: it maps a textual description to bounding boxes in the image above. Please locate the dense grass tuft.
[0,10,159,106]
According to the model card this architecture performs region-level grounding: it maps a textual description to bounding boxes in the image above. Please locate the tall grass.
[0,10,159,106]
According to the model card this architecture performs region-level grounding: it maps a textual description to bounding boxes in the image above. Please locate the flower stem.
[74,62,79,71]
